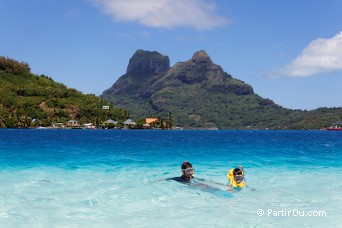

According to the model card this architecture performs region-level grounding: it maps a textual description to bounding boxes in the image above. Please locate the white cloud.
[90,0,229,30]
[282,32,342,77]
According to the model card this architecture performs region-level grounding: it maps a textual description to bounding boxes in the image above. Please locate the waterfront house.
[123,119,136,129]
[83,123,95,129]
[52,122,64,128]
[66,120,80,127]
[146,117,158,124]
[105,119,118,125]
[143,123,151,129]
[123,119,133,125]
[102,119,119,129]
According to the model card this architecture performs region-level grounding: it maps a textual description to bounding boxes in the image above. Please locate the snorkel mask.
[234,174,244,183]
[182,168,195,175]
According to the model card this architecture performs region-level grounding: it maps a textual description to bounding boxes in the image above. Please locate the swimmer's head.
[181,161,192,169]
[233,168,244,183]
[181,161,195,178]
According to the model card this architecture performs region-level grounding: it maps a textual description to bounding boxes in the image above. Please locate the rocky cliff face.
[102,50,170,97]
[126,49,170,75]
[148,50,254,95]
[173,50,218,84]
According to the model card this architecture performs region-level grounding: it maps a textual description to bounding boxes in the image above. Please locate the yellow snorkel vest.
[227,168,246,188]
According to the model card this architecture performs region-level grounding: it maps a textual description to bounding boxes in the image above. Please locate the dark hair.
[181,161,192,169]
[233,168,243,176]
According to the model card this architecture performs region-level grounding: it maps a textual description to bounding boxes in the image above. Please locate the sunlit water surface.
[0,129,341,227]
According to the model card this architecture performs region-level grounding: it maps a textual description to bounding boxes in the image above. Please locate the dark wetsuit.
[166,176,192,183]
[166,176,207,185]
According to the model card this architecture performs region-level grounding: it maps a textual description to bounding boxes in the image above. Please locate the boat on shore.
[322,122,342,131]
[326,126,342,131]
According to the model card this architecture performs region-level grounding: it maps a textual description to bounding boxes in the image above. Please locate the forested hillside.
[0,56,127,128]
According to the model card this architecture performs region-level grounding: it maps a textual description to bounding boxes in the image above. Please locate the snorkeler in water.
[166,161,196,183]
[166,161,226,189]
[227,165,247,191]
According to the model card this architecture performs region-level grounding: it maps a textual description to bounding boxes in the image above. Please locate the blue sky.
[1,0,342,110]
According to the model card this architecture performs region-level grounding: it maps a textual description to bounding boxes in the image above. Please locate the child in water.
[227,165,247,191]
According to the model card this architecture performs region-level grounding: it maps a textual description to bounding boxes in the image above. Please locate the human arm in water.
[227,182,234,191]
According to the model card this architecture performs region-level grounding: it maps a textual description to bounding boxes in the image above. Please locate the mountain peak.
[126,50,170,75]
[191,50,212,64]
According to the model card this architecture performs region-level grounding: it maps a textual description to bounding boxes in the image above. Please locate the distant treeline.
[0,56,31,75]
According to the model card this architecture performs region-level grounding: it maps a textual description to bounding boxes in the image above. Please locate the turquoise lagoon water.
[0,129,341,227]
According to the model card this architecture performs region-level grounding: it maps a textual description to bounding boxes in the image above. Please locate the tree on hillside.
[168,112,174,129]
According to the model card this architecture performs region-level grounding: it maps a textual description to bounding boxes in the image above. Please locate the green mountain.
[101,50,342,129]
[0,56,127,128]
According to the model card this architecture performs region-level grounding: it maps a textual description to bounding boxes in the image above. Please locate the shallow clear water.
[0,129,341,227]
